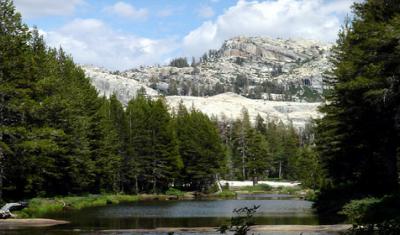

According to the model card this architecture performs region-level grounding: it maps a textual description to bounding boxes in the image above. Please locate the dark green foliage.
[165,187,184,197]
[223,109,314,184]
[169,57,189,68]
[91,97,122,193]
[0,0,119,198]
[125,96,182,193]
[291,146,323,189]
[234,57,245,66]
[240,184,272,192]
[175,103,225,191]
[341,195,400,235]
[315,0,400,219]
[245,131,270,185]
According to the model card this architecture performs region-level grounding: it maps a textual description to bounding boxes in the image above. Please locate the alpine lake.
[1,194,344,235]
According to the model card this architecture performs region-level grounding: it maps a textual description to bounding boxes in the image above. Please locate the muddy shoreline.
[99,225,352,233]
[0,220,351,232]
[0,218,69,229]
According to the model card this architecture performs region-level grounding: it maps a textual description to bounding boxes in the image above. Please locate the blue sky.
[14,0,358,70]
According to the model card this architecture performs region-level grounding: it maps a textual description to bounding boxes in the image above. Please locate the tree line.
[217,109,321,188]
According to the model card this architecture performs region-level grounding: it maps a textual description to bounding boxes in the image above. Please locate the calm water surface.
[0,198,341,235]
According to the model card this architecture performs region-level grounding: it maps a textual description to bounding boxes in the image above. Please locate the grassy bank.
[15,190,196,218]
[14,185,315,218]
[16,194,139,218]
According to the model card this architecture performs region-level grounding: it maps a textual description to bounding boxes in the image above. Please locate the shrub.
[241,184,272,192]
[341,195,400,235]
[165,188,184,197]
[217,190,236,198]
[16,194,139,218]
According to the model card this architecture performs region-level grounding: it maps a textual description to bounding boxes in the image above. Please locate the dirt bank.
[98,224,352,233]
[0,218,69,229]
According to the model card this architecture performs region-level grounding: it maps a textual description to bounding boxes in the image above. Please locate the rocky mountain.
[119,36,331,102]
[82,36,330,127]
[167,93,321,128]
[84,66,158,105]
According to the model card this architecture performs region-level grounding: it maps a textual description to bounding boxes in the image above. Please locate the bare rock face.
[119,36,331,101]
[166,92,321,129]
[82,36,329,127]
[83,66,158,105]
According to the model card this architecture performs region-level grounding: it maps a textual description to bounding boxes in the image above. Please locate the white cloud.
[42,19,178,70]
[104,2,148,20]
[14,0,84,18]
[183,0,354,57]
[198,5,215,18]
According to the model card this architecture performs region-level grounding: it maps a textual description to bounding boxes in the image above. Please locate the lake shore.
[98,225,352,233]
[13,193,198,218]
[7,182,311,219]
[0,220,351,232]
[0,218,69,228]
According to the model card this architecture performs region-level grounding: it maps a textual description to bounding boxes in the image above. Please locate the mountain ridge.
[82,36,329,127]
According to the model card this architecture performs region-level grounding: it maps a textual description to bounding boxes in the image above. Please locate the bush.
[217,190,236,198]
[341,195,400,235]
[304,189,318,201]
[341,197,382,225]
[16,194,139,218]
[241,184,272,192]
[206,183,220,194]
[165,188,184,197]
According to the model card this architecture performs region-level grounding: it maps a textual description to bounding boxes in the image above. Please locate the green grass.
[165,187,184,197]
[216,189,237,198]
[239,184,273,192]
[17,194,139,218]
[275,186,302,194]
[232,184,314,199]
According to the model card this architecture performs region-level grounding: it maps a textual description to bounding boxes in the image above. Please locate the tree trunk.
[216,174,222,192]
[134,175,139,194]
[252,168,258,186]
[252,177,257,186]
[242,151,246,180]
[153,176,157,194]
[0,147,3,202]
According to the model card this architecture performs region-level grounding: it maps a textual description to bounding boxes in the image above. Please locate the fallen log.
[0,202,28,219]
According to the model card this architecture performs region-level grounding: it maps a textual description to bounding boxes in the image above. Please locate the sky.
[14,0,358,70]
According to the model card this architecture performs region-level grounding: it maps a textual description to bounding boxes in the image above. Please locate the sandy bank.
[99,224,351,233]
[0,218,68,229]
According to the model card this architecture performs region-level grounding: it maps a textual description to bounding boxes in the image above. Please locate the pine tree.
[91,98,122,193]
[124,95,148,193]
[246,131,271,185]
[125,95,182,193]
[175,103,225,191]
[315,0,400,213]
[231,108,252,180]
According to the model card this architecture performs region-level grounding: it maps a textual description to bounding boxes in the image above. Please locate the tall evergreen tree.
[175,103,225,191]
[126,95,182,193]
[316,0,400,213]
[91,97,122,193]
[246,131,271,185]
